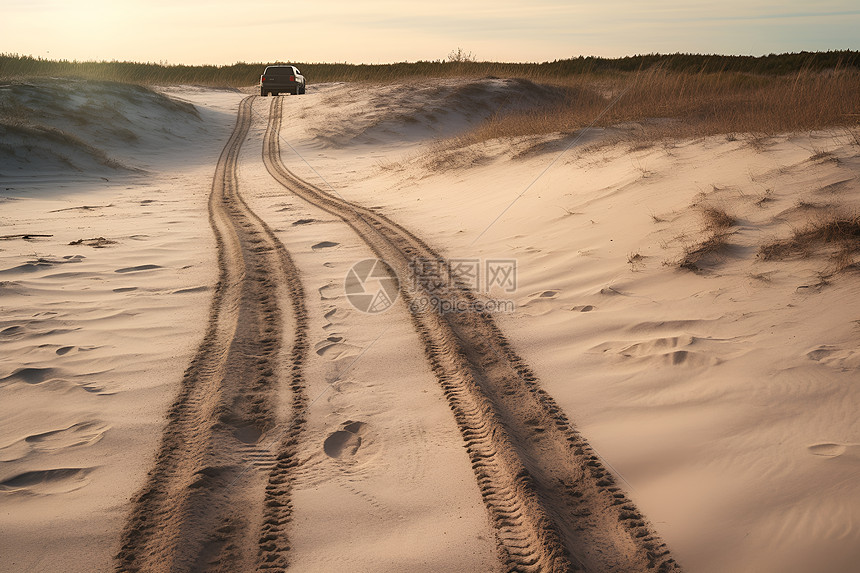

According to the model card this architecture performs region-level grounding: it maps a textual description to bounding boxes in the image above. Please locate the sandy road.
[263,97,680,572]
[116,96,308,572]
[117,95,680,572]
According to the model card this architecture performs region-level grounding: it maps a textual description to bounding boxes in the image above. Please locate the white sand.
[0,85,245,571]
[270,81,860,573]
[1,78,858,572]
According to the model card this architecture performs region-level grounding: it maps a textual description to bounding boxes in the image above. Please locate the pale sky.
[2,0,858,65]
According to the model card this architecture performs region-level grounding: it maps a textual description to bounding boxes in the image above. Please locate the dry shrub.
[755,189,775,207]
[674,205,737,271]
[793,199,831,211]
[627,251,645,271]
[679,232,733,271]
[702,206,736,229]
[759,213,860,261]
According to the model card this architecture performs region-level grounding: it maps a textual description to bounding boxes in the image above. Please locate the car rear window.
[265,67,294,75]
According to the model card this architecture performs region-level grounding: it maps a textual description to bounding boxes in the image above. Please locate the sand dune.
[1,78,858,572]
[0,82,241,572]
[304,78,567,147]
[0,79,207,179]
[271,80,860,573]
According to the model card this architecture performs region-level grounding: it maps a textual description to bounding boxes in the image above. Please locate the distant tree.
[447,48,476,63]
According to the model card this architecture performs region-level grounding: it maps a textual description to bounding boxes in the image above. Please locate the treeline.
[542,51,860,75]
[1,51,858,86]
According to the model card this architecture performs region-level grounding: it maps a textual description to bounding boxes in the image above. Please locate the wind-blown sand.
[1,78,858,572]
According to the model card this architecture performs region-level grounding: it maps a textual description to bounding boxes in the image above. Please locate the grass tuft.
[759,213,860,262]
[679,232,733,271]
[702,206,736,229]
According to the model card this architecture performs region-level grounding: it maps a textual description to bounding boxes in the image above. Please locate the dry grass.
[794,199,831,211]
[627,251,646,271]
[679,232,733,271]
[759,213,860,263]
[3,51,858,86]
[451,68,860,148]
[755,189,775,207]
[702,206,736,229]
[673,205,737,271]
[809,149,839,163]
[4,52,858,154]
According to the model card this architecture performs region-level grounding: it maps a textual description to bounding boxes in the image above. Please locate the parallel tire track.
[264,96,681,572]
[116,96,307,572]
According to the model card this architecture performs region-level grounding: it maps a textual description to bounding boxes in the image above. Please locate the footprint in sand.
[323,421,368,459]
[0,367,59,385]
[115,264,162,274]
[591,335,721,367]
[314,338,340,356]
[172,286,209,295]
[311,241,339,251]
[807,345,837,361]
[0,367,109,394]
[314,335,359,361]
[619,335,697,356]
[0,325,25,337]
[806,443,857,458]
[517,290,561,316]
[318,284,339,300]
[0,467,94,495]
[805,345,860,369]
[0,421,106,460]
[25,421,109,452]
[30,256,84,272]
[322,307,345,332]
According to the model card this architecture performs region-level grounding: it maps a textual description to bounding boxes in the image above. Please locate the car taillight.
[290,75,295,81]
[261,77,266,81]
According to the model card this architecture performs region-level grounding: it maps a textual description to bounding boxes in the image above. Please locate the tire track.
[116,96,308,572]
[264,96,680,572]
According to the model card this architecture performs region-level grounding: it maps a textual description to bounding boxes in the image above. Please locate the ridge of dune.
[0,79,207,179]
